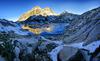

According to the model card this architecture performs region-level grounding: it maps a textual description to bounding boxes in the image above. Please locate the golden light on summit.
[18,6,57,21]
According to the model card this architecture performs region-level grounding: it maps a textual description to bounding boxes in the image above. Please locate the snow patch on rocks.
[48,45,63,61]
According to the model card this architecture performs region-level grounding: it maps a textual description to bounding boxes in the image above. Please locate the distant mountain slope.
[63,7,100,45]
[0,19,32,36]
[51,11,79,23]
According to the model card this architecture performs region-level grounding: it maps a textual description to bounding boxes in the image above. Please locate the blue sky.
[0,0,100,21]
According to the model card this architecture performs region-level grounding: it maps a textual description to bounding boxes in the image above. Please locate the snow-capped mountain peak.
[18,6,57,21]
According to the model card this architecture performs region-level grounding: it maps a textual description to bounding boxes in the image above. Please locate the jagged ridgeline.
[18,6,57,21]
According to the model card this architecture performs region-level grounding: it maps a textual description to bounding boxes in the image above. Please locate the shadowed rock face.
[66,50,86,61]
[59,46,79,61]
